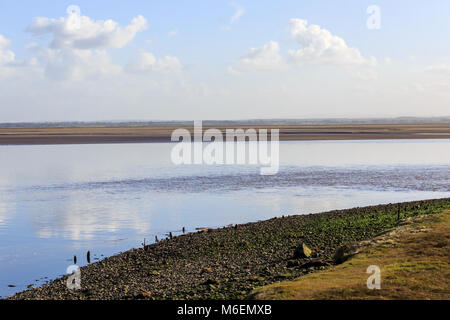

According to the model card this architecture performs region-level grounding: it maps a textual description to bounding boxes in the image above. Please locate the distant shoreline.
[1,116,450,128]
[1,123,450,145]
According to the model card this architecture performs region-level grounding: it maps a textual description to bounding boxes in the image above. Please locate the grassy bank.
[10,198,450,300]
[251,209,450,299]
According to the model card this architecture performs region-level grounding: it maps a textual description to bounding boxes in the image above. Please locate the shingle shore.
[10,198,450,300]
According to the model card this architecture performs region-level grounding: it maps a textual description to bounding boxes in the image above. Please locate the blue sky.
[0,1,449,121]
[3,1,449,63]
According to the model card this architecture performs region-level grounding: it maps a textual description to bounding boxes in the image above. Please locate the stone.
[137,291,152,299]
[333,245,347,264]
[294,243,312,258]
[204,279,219,285]
[201,267,213,274]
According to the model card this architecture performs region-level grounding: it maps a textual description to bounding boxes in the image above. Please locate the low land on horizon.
[1,123,450,145]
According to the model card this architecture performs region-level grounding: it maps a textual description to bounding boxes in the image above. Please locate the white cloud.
[221,3,245,30]
[0,35,15,65]
[0,11,184,85]
[227,66,241,75]
[31,46,121,81]
[233,41,285,72]
[230,3,245,24]
[23,12,152,81]
[353,69,378,81]
[154,56,182,73]
[231,19,377,73]
[287,19,376,66]
[126,51,182,74]
[0,35,39,81]
[168,29,178,38]
[405,80,450,96]
[426,64,450,75]
[26,14,147,49]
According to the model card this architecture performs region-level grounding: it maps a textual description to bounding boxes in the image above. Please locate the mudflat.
[1,123,450,145]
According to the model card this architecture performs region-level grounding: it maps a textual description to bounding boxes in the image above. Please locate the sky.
[0,0,449,122]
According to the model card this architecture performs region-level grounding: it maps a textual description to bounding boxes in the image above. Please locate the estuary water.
[0,139,449,297]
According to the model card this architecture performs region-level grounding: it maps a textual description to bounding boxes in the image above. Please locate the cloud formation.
[231,41,285,72]
[287,19,376,66]
[230,3,245,24]
[0,35,15,65]
[168,29,179,38]
[30,46,121,81]
[26,14,147,49]
[231,18,376,72]
[221,2,245,30]
[126,52,182,74]
[22,11,182,81]
[0,34,38,78]
[426,64,450,75]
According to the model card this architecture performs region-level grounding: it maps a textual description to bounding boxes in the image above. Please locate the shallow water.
[0,139,449,297]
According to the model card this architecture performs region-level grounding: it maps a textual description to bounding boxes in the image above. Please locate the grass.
[250,209,450,300]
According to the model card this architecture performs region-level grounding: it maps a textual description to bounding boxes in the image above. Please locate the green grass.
[250,208,450,300]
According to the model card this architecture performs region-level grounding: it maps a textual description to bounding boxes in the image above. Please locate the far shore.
[1,123,450,145]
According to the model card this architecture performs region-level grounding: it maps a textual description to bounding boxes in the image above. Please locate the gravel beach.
[9,198,450,300]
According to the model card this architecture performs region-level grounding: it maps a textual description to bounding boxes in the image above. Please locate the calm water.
[0,139,449,297]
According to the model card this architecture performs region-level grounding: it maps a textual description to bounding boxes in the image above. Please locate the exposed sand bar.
[1,123,450,145]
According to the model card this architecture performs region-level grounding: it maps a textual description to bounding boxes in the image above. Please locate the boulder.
[333,245,347,264]
[294,243,312,259]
